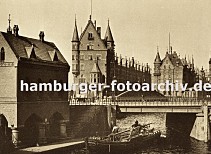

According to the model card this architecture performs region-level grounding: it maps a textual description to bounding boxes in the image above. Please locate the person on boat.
[112,126,119,133]
[132,120,141,128]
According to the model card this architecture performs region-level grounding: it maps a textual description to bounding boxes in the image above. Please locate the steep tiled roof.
[154,52,161,63]
[80,20,94,40]
[1,32,68,64]
[104,24,114,42]
[72,21,79,42]
[165,52,183,67]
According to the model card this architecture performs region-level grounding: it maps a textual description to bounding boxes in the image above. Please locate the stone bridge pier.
[166,103,211,142]
[190,104,210,142]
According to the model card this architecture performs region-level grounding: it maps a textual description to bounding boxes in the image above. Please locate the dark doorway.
[0,114,8,136]
[49,112,64,138]
[24,114,42,146]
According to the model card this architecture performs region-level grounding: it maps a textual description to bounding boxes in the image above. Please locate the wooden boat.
[88,124,161,153]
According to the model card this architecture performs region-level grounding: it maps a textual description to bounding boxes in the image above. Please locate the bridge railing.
[69,98,211,107]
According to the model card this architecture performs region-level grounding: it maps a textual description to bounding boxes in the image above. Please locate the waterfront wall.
[68,105,114,138]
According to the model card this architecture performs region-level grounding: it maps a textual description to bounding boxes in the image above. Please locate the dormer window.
[0,47,5,61]
[30,48,36,59]
[88,32,94,40]
[53,52,59,61]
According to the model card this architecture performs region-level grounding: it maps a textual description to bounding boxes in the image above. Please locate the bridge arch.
[23,113,42,146]
[49,112,64,137]
[0,114,8,136]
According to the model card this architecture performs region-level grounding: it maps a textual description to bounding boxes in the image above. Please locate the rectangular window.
[88,33,94,40]
[96,54,102,60]
[87,44,93,50]
[80,55,84,60]
[72,55,75,60]
[80,64,85,71]
[72,64,76,71]
[76,64,79,70]
[88,54,93,60]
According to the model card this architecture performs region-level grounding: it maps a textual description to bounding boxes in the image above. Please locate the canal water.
[76,113,211,154]
[116,113,211,154]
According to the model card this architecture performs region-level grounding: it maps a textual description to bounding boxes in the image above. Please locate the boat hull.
[88,131,161,153]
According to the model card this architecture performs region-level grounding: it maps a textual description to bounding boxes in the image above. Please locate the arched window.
[0,47,5,61]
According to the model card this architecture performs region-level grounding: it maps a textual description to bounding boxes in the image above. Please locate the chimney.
[13,25,19,36]
[39,31,45,42]
[97,27,101,38]
[94,20,96,28]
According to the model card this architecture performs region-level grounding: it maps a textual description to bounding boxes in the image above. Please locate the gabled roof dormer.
[48,49,59,61]
[25,44,36,59]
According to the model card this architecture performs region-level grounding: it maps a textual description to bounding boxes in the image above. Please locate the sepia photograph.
[0,0,211,153]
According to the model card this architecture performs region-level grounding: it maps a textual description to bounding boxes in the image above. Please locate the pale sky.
[1,0,211,74]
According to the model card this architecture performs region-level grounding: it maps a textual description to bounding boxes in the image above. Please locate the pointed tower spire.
[169,32,171,54]
[192,55,194,64]
[105,19,114,42]
[90,0,92,20]
[7,14,12,34]
[154,47,161,64]
[72,15,79,42]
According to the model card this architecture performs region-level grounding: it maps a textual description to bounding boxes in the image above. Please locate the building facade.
[0,22,70,146]
[72,16,151,98]
[152,47,197,97]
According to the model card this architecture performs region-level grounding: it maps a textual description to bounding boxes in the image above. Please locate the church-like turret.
[72,18,80,76]
[153,49,161,76]
[104,20,114,51]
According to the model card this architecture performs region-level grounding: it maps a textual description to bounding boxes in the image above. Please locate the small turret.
[72,18,80,76]
[72,19,79,42]
[105,20,114,50]
[153,48,161,76]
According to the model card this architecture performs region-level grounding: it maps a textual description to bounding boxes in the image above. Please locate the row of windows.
[72,54,102,60]
[72,64,85,71]
[90,73,101,83]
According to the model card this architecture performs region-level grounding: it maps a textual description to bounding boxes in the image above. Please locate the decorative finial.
[75,14,77,25]
[108,18,109,26]
[7,14,12,33]
[157,46,159,53]
[8,14,11,25]
[91,0,92,19]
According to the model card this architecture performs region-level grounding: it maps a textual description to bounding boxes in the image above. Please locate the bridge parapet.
[69,98,211,107]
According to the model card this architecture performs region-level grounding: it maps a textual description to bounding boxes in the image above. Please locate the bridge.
[70,97,211,142]
[69,98,211,113]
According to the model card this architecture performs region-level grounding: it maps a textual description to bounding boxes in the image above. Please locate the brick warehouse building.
[72,16,151,98]
[0,21,70,146]
[152,46,197,97]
